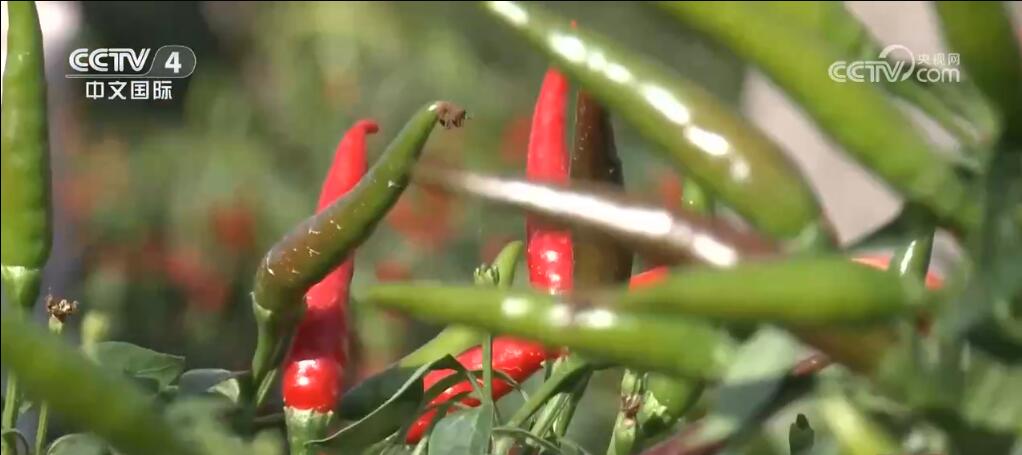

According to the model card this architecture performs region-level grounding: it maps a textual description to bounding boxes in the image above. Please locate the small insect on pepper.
[282,120,377,455]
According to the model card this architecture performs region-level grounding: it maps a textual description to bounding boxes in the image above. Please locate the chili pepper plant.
[2,2,1021,455]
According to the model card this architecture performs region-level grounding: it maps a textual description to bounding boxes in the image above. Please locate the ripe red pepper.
[282,120,377,414]
[405,337,552,443]
[526,69,573,293]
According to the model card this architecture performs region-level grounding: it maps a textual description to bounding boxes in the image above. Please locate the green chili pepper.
[398,240,523,368]
[1,0,51,279]
[248,101,462,407]
[619,257,926,325]
[936,1,1022,142]
[0,314,196,455]
[1,4,51,453]
[363,284,735,379]
[760,1,998,149]
[656,2,980,234]
[482,1,824,241]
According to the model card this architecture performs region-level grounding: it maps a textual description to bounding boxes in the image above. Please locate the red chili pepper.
[526,68,573,293]
[630,267,670,289]
[282,120,378,413]
[405,337,552,443]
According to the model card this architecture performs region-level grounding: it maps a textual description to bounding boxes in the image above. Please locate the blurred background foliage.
[39,2,745,450]
[61,1,741,370]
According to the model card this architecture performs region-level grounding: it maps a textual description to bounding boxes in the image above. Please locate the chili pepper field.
[2,2,1021,455]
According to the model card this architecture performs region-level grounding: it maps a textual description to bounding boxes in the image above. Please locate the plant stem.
[551,370,591,437]
[494,356,590,454]
[33,315,63,454]
[1,376,21,455]
[482,333,494,404]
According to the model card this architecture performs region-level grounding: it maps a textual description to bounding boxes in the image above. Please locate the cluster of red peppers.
[404,67,575,443]
[276,65,578,447]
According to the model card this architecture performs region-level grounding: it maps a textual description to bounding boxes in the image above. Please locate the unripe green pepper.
[1,0,51,277]
[936,1,1022,141]
[363,283,735,379]
[656,2,981,234]
[248,101,463,407]
[1,4,51,453]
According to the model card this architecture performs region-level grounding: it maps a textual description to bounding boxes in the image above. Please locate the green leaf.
[491,427,563,455]
[92,342,185,392]
[682,328,800,449]
[945,150,1022,360]
[46,434,110,455]
[313,356,464,453]
[177,369,242,404]
[427,401,492,455]
[165,397,277,455]
[787,414,815,455]
[1,314,195,455]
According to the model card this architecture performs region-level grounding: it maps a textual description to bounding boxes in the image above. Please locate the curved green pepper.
[619,257,926,325]
[936,1,1022,142]
[482,1,824,241]
[363,284,735,379]
[656,2,980,234]
[1,314,196,455]
[248,101,460,406]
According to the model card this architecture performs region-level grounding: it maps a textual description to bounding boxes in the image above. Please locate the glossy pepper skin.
[404,337,551,443]
[249,102,458,408]
[526,69,574,293]
[1,0,51,276]
[282,121,377,454]
[1,4,51,454]
[484,1,825,242]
